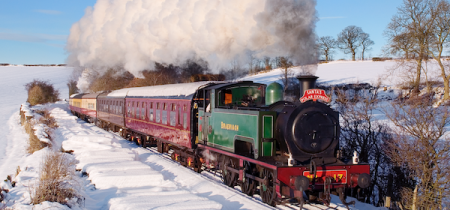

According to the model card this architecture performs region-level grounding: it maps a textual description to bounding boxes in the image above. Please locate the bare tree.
[180,59,209,82]
[337,25,364,61]
[248,53,256,75]
[335,86,405,206]
[427,0,450,99]
[384,32,415,59]
[317,36,337,61]
[360,33,374,60]
[385,96,450,209]
[67,80,79,96]
[88,68,134,92]
[385,0,435,95]
[263,57,272,71]
[276,57,294,92]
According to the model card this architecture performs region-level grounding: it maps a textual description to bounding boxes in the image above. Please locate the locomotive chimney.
[297,75,319,97]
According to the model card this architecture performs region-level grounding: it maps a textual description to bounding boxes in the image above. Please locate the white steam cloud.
[66,0,317,76]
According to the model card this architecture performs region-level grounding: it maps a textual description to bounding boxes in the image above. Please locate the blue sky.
[0,0,402,65]
[316,0,403,60]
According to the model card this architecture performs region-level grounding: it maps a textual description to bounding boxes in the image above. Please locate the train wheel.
[241,161,256,196]
[259,168,276,206]
[142,136,147,148]
[221,157,237,187]
[157,141,164,153]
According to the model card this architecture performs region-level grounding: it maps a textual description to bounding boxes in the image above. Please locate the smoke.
[66,0,318,82]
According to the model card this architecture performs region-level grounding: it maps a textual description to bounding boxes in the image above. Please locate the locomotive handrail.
[198,144,277,170]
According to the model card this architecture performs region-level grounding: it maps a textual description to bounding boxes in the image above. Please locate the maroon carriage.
[107,82,219,157]
[96,93,126,132]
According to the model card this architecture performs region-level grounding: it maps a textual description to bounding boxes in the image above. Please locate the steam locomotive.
[69,76,370,209]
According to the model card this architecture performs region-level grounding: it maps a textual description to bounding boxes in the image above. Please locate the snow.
[0,66,72,182]
[0,64,396,210]
[242,60,442,87]
[108,81,219,98]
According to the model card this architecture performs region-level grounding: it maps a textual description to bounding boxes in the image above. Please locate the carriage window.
[136,102,140,119]
[162,103,167,124]
[141,102,146,120]
[127,102,132,117]
[149,102,154,121]
[170,103,176,126]
[178,105,181,125]
[163,110,168,125]
[156,102,160,123]
[183,113,187,129]
[132,101,135,117]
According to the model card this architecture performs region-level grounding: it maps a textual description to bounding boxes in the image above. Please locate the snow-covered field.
[242,60,442,87]
[0,66,72,181]
[0,61,425,209]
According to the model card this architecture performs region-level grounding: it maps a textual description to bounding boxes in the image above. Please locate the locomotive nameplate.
[300,89,330,103]
[220,122,239,131]
[302,170,347,184]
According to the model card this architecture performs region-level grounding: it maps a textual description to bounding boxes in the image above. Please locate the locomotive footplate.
[278,164,369,209]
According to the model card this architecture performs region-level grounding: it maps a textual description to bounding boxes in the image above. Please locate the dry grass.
[21,108,57,154]
[30,151,82,206]
[24,121,48,154]
[36,109,58,129]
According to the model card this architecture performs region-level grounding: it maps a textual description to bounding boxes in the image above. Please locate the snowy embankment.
[0,66,72,181]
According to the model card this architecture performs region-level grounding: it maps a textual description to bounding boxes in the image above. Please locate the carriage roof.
[107,81,222,99]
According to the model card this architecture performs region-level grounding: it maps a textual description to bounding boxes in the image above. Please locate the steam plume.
[66,0,317,78]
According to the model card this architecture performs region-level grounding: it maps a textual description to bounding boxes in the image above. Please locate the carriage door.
[202,90,211,143]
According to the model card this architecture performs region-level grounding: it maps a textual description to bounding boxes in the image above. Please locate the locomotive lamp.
[352,151,359,164]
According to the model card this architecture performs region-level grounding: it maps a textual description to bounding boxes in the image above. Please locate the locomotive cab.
[196,81,278,159]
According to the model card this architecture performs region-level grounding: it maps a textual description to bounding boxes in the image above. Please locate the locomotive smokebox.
[297,75,319,97]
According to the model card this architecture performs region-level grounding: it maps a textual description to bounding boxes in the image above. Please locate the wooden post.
[385,196,391,208]
[412,185,418,210]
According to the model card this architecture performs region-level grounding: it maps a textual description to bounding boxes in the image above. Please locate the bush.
[25,80,60,106]
[88,68,134,92]
[67,79,79,96]
[372,57,393,62]
[30,151,82,206]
